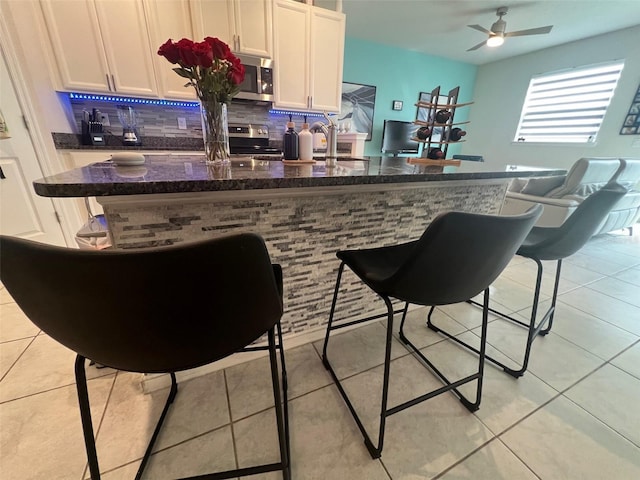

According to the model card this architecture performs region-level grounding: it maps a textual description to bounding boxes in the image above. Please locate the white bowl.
[111,152,145,166]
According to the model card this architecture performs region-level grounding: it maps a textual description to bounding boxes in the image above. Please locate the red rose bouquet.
[158,37,245,104]
[158,37,245,164]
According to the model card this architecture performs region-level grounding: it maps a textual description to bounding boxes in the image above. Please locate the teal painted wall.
[342,37,478,157]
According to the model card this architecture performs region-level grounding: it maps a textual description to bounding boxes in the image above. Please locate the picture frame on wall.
[620,82,640,135]
[339,82,377,141]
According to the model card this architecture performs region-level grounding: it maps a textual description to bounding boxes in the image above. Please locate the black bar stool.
[0,233,290,480]
[322,205,542,458]
[429,184,628,377]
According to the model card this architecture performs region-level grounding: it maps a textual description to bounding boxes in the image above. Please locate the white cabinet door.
[192,0,271,57]
[309,7,344,112]
[190,0,234,47]
[273,0,310,110]
[40,0,111,92]
[41,0,158,97]
[95,0,158,97]
[0,52,66,245]
[234,0,272,58]
[145,0,197,100]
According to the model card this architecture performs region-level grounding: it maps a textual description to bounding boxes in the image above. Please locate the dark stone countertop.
[52,133,206,151]
[33,154,566,198]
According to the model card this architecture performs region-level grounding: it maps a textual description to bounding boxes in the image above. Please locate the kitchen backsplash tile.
[66,97,320,142]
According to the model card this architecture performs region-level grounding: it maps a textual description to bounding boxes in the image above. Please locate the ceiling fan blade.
[467,40,487,52]
[505,25,553,37]
[468,24,493,35]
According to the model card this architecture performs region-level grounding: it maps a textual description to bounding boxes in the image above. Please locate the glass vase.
[200,99,230,165]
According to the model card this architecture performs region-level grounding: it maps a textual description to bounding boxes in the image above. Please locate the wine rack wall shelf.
[410,86,473,163]
[415,101,474,109]
[413,120,470,127]
[406,158,461,166]
[411,139,468,146]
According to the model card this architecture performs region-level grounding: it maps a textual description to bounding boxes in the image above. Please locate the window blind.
[514,61,624,143]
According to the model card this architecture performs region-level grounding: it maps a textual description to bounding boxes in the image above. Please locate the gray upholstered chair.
[596,158,640,234]
[501,157,621,227]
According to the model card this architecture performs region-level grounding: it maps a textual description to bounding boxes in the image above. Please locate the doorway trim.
[0,11,81,247]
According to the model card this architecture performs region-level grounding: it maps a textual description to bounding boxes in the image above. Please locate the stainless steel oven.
[229,123,281,155]
[235,54,274,102]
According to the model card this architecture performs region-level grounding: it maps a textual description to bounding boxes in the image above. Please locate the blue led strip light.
[268,109,327,118]
[67,92,199,108]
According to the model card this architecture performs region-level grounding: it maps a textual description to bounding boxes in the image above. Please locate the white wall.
[462,26,640,171]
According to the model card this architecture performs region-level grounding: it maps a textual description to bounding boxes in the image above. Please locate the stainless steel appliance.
[229,123,281,155]
[117,106,141,146]
[235,55,274,102]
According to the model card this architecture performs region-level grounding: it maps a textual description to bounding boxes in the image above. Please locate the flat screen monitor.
[381,120,420,156]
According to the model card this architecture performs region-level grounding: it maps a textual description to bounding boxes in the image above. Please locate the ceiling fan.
[467,6,553,51]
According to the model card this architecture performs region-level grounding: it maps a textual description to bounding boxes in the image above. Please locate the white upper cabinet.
[273,0,344,112]
[94,0,158,96]
[41,0,158,97]
[190,0,272,58]
[273,0,309,110]
[144,0,197,100]
[309,6,345,112]
[40,0,111,93]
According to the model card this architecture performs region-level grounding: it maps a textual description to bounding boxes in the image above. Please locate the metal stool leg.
[321,261,395,457]
[404,291,490,411]
[540,259,562,335]
[268,327,291,480]
[75,356,179,480]
[76,355,101,480]
[430,257,560,377]
[323,276,490,457]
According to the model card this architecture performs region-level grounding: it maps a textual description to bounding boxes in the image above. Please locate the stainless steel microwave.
[235,54,274,102]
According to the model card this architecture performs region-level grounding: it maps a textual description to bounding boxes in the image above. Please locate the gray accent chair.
[595,158,640,234]
[501,157,622,228]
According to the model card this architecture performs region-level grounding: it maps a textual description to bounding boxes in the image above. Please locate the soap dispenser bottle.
[298,115,313,161]
[283,115,299,160]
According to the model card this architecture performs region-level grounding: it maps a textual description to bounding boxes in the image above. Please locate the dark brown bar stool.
[429,184,628,377]
[0,233,290,480]
[322,205,542,458]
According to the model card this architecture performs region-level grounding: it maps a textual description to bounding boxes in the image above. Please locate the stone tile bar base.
[99,180,509,338]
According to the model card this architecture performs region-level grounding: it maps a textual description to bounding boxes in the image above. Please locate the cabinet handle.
[111,75,116,92]
[0,166,6,180]
[106,74,111,91]
[236,35,240,50]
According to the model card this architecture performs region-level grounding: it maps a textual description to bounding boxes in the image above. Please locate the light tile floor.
[1,230,639,479]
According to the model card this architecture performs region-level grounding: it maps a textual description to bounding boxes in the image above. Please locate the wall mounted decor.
[339,82,377,141]
[392,100,403,111]
[620,82,640,135]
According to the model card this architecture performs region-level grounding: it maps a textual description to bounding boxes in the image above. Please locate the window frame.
[513,60,625,145]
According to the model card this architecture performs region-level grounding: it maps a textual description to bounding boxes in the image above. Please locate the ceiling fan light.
[487,35,505,47]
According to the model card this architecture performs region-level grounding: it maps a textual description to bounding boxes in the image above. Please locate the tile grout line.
[493,344,640,477]
[0,334,37,384]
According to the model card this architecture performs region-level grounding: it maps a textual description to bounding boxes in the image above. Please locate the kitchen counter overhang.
[33,155,566,343]
[33,155,565,197]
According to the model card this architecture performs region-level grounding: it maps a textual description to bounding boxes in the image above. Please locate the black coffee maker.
[117,106,142,146]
